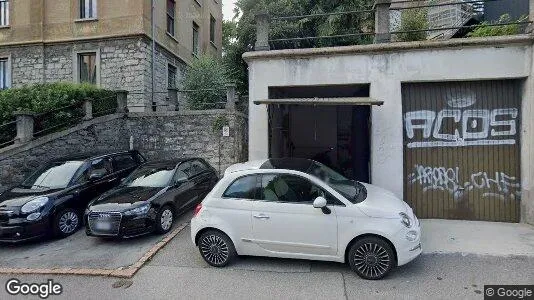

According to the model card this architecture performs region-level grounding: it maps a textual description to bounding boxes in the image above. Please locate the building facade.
[0,0,223,111]
[244,36,534,225]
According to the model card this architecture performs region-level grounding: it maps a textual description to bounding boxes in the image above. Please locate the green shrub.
[397,8,428,42]
[182,55,229,110]
[468,14,526,38]
[0,83,116,144]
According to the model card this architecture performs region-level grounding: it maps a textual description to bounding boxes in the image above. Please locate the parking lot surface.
[0,213,192,270]
[0,222,532,300]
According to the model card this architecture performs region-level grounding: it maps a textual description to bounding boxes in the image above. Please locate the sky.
[222,0,238,20]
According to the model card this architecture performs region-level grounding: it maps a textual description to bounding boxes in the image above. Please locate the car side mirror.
[88,170,106,181]
[313,196,331,215]
[174,177,188,186]
[313,196,327,208]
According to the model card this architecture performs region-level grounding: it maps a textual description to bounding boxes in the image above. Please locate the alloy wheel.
[58,211,79,234]
[353,242,391,279]
[160,209,173,231]
[199,234,230,265]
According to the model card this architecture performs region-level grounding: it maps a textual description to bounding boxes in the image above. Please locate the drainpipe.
[151,0,156,111]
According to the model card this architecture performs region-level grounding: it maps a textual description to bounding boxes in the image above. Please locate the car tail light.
[193,203,203,217]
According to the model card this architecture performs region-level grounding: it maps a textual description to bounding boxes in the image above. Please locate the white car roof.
[224,160,268,176]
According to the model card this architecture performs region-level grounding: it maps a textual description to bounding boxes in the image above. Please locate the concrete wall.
[0,110,248,188]
[244,36,534,224]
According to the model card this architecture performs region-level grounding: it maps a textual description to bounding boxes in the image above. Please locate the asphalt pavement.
[0,224,532,300]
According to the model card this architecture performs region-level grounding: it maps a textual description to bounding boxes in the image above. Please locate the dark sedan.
[85,158,218,238]
[0,151,145,243]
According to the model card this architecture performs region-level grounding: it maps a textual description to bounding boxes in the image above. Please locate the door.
[188,159,213,199]
[171,161,198,211]
[70,158,115,210]
[251,174,337,256]
[402,80,522,222]
[111,153,140,180]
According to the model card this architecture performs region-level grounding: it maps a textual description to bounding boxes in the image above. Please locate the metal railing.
[0,119,16,148]
[0,92,124,149]
[254,0,533,51]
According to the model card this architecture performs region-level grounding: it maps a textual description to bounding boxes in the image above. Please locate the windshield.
[305,161,367,204]
[122,165,175,188]
[22,161,85,189]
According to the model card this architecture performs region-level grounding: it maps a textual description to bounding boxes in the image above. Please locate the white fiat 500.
[191,158,421,280]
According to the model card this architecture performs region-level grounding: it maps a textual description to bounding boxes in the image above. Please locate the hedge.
[0,83,117,145]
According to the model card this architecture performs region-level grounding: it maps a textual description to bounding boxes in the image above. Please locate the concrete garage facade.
[243,36,534,224]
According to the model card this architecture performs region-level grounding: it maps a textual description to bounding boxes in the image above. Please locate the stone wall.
[0,115,129,186]
[127,110,247,174]
[10,45,45,86]
[0,36,186,112]
[0,110,248,188]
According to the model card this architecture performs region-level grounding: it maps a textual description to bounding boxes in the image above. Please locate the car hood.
[89,186,168,211]
[0,186,60,208]
[357,183,408,218]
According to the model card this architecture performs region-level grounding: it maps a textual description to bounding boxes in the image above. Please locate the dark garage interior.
[267,84,372,183]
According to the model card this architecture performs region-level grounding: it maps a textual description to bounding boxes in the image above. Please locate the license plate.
[94,221,112,231]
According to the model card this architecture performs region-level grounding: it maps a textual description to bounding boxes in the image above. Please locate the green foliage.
[468,14,526,38]
[0,83,116,145]
[224,0,374,95]
[397,8,428,42]
[223,20,238,51]
[0,82,115,124]
[182,55,229,110]
[211,115,229,133]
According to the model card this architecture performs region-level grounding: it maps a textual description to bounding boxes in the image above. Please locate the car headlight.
[21,197,49,214]
[123,203,150,216]
[399,212,412,228]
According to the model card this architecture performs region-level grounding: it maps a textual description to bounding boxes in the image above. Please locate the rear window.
[222,175,259,200]
[113,154,137,171]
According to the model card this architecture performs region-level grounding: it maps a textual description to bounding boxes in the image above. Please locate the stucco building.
[0,0,223,111]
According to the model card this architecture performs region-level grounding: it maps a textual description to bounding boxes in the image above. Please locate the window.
[192,22,200,56]
[210,15,216,44]
[173,162,191,183]
[22,161,85,189]
[80,0,97,19]
[166,0,175,36]
[0,0,9,26]
[259,174,327,204]
[112,154,137,171]
[189,160,208,177]
[90,158,113,175]
[0,58,9,90]
[168,64,177,88]
[78,52,97,84]
[223,175,259,199]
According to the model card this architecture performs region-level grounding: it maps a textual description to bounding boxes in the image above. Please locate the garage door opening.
[266,84,374,183]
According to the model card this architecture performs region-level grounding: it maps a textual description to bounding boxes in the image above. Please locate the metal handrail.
[272,8,375,21]
[269,31,374,43]
[391,21,532,35]
[390,0,498,10]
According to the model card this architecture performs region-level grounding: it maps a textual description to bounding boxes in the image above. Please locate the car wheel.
[53,208,80,238]
[155,205,174,234]
[348,237,395,280]
[198,230,236,267]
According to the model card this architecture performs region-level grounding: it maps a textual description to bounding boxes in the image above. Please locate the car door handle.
[253,214,270,220]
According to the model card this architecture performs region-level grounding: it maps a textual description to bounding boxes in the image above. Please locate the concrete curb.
[0,222,189,279]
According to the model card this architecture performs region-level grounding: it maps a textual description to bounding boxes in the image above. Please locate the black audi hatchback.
[85,158,218,238]
[0,151,145,243]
